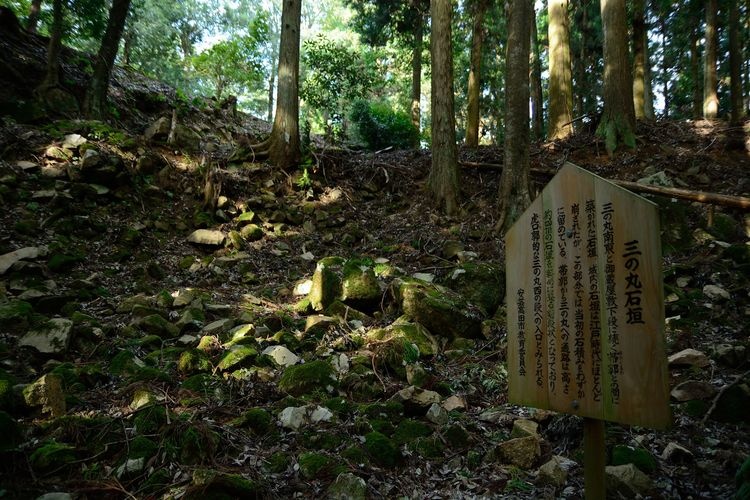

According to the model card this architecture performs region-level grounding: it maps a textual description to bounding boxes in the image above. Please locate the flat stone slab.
[19,318,73,354]
[187,229,226,246]
[0,247,41,274]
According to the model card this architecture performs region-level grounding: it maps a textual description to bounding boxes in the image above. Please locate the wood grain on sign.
[506,162,671,429]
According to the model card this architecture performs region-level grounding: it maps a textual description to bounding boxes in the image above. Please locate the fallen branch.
[459,161,750,210]
[701,369,750,426]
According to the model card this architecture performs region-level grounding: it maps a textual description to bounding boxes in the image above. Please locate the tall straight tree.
[464,0,487,147]
[597,0,635,155]
[411,5,425,129]
[246,0,301,169]
[26,0,42,32]
[429,0,459,215]
[84,0,132,118]
[548,0,573,140]
[530,6,544,140]
[728,0,744,124]
[498,0,532,231]
[703,0,719,118]
[690,22,702,118]
[632,0,649,119]
[38,0,64,91]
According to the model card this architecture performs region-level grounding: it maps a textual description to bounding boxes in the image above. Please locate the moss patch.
[364,431,400,467]
[611,445,657,473]
[30,440,76,472]
[231,408,272,435]
[393,419,432,445]
[278,360,337,396]
[298,452,344,479]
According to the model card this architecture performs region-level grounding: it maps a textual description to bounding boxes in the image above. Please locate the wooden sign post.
[506,162,671,498]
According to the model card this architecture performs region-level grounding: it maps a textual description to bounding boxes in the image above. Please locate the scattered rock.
[668,348,710,368]
[709,380,750,424]
[19,318,73,354]
[425,403,448,425]
[278,360,337,396]
[661,442,694,463]
[262,345,300,367]
[22,373,66,417]
[442,395,467,412]
[605,463,655,497]
[703,284,731,301]
[538,455,577,488]
[671,380,717,401]
[511,419,540,439]
[638,171,673,187]
[145,116,171,141]
[391,386,441,413]
[187,229,226,246]
[327,472,367,500]
[712,344,748,368]
[278,404,333,430]
[496,436,542,469]
[0,247,41,274]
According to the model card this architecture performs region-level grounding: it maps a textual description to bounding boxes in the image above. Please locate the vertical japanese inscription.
[543,209,556,393]
[602,202,622,404]
[571,203,586,399]
[586,200,603,402]
[516,288,526,376]
[623,240,645,325]
[531,213,544,388]
[557,207,571,395]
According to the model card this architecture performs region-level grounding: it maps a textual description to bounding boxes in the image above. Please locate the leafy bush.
[349,100,419,151]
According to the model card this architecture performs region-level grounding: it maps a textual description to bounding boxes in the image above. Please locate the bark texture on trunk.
[643,27,655,119]
[464,0,486,147]
[530,7,544,140]
[267,38,278,122]
[429,0,459,215]
[661,12,670,118]
[597,0,636,155]
[548,0,573,139]
[729,0,744,124]
[27,0,42,33]
[40,0,63,89]
[84,0,132,118]
[632,0,647,119]
[268,0,302,169]
[703,0,719,118]
[411,13,424,131]
[498,0,532,232]
[690,27,701,118]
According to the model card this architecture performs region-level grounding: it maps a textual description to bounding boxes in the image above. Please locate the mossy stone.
[266,451,290,473]
[240,224,263,241]
[709,383,750,424]
[47,253,83,272]
[367,317,440,357]
[393,419,432,445]
[411,436,444,458]
[0,411,22,451]
[179,256,196,269]
[217,345,258,371]
[278,360,337,396]
[110,350,142,377]
[133,406,168,434]
[611,445,657,473]
[298,452,344,479]
[364,431,400,467]
[30,440,76,471]
[442,262,505,315]
[178,349,213,374]
[324,396,353,415]
[683,399,710,418]
[180,424,220,465]
[181,373,214,393]
[341,259,380,308]
[129,436,158,460]
[708,213,741,241]
[445,424,471,449]
[341,446,368,464]
[0,300,33,333]
[308,256,345,311]
[231,408,272,435]
[0,369,18,411]
[185,469,263,499]
[135,314,179,338]
[301,431,344,450]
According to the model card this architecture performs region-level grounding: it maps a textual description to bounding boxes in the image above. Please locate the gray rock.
[391,386,441,412]
[668,348,710,368]
[426,403,449,425]
[22,373,66,417]
[81,149,101,169]
[62,133,87,149]
[278,405,333,430]
[202,318,234,335]
[262,345,300,367]
[511,419,540,438]
[172,288,197,308]
[538,455,577,488]
[496,436,542,469]
[187,229,226,246]
[19,318,73,354]
[637,171,673,187]
[712,343,747,368]
[605,463,655,497]
[703,284,731,301]
[670,380,716,401]
[327,472,367,500]
[16,160,38,171]
[145,116,171,141]
[0,247,41,274]
[661,442,693,463]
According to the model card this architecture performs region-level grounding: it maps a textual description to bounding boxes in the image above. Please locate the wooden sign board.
[506,162,671,429]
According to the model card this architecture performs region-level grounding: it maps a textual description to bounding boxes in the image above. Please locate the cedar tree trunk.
[690,25,702,118]
[39,0,63,90]
[548,0,573,139]
[643,27,655,119]
[84,0,132,118]
[429,0,460,215]
[498,0,532,232]
[464,0,486,147]
[411,11,424,131]
[703,0,719,118]
[632,0,647,119]
[530,6,544,140]
[27,0,42,33]
[597,0,636,155]
[268,0,302,169]
[729,0,744,124]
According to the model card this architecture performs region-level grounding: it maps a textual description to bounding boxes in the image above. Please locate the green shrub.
[350,100,418,151]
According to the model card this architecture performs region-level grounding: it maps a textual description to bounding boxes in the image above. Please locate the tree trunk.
[39,0,63,90]
[464,0,486,147]
[548,0,573,139]
[632,0,647,119]
[123,24,134,66]
[530,6,544,140]
[643,27,655,119]
[703,0,719,119]
[267,40,278,122]
[661,12,670,118]
[597,0,636,155]
[268,0,302,169]
[84,0,132,118]
[411,12,424,132]
[729,0,744,124]
[574,0,589,117]
[429,0,460,215]
[498,0,532,231]
[690,26,701,118]
[26,0,42,33]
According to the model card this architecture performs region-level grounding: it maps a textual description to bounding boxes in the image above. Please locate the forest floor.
[0,28,749,500]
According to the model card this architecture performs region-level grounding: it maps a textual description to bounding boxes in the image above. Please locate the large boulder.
[308,257,381,312]
[19,318,73,354]
[441,262,504,316]
[393,278,484,339]
[366,317,441,357]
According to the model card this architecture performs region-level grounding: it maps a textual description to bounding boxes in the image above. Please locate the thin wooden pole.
[584,417,606,500]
